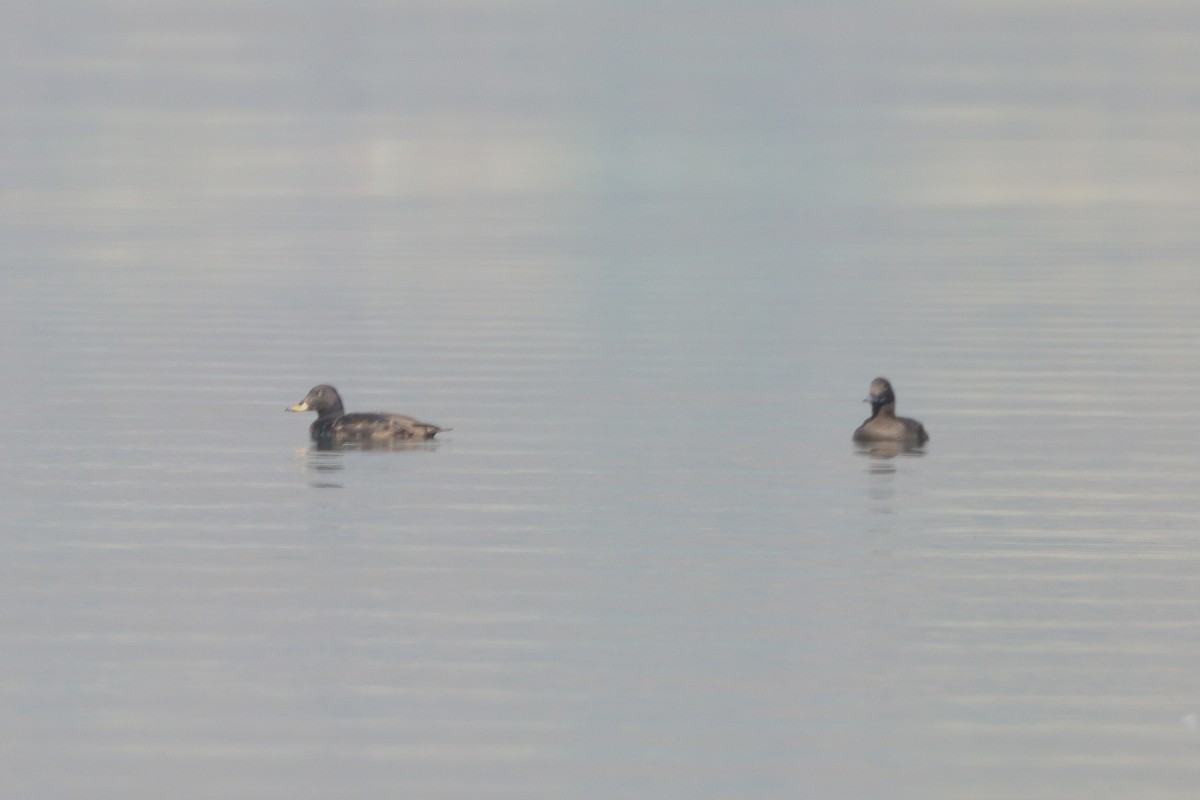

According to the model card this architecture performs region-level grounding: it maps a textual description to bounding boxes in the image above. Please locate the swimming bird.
[853,377,928,444]
[287,384,446,441]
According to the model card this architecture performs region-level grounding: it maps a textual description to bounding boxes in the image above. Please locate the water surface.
[4,2,1200,798]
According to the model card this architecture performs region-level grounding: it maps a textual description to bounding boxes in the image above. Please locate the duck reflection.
[293,447,344,488]
[313,438,441,453]
[855,440,925,483]
[854,440,926,461]
[298,438,442,487]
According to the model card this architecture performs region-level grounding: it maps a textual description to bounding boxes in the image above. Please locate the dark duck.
[853,377,928,445]
[288,384,446,442]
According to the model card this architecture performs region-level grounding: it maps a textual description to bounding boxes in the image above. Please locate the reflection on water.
[858,442,926,514]
[855,440,928,463]
[312,438,443,454]
[295,446,344,488]
[297,440,442,490]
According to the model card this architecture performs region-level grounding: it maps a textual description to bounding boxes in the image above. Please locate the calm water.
[4,3,1200,798]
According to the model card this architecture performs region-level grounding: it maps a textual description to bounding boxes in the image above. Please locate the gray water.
[4,3,1200,798]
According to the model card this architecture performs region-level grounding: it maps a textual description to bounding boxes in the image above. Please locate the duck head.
[287,384,345,417]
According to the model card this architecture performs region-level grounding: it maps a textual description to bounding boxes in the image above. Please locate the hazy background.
[3,2,1200,798]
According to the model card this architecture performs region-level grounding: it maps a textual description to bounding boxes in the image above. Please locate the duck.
[853,377,928,444]
[287,384,446,441]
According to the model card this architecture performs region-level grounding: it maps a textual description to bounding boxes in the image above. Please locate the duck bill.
[287,402,310,412]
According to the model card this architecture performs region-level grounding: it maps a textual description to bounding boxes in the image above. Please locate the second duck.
[853,377,928,445]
